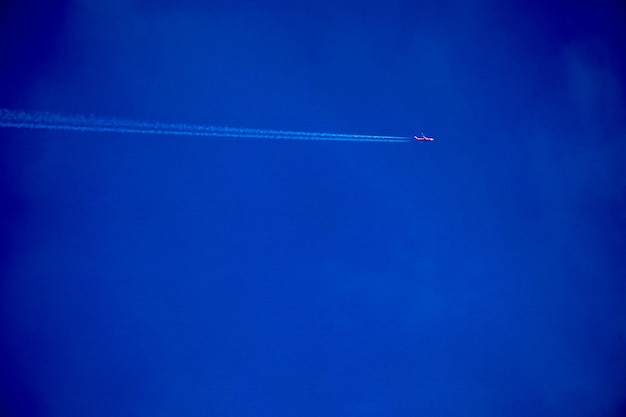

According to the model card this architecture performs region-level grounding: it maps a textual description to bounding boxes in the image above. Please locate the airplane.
[414,133,434,141]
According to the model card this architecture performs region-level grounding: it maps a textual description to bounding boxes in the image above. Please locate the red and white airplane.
[413,133,434,141]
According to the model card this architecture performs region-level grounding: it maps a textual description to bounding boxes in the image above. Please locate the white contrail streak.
[0,109,410,143]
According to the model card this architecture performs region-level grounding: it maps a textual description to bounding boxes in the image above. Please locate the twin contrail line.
[0,109,411,143]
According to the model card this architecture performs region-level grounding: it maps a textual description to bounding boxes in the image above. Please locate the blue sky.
[1,0,625,416]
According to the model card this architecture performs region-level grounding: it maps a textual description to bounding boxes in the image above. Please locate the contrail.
[0,109,411,143]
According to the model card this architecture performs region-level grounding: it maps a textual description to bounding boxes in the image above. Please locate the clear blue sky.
[1,0,625,416]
